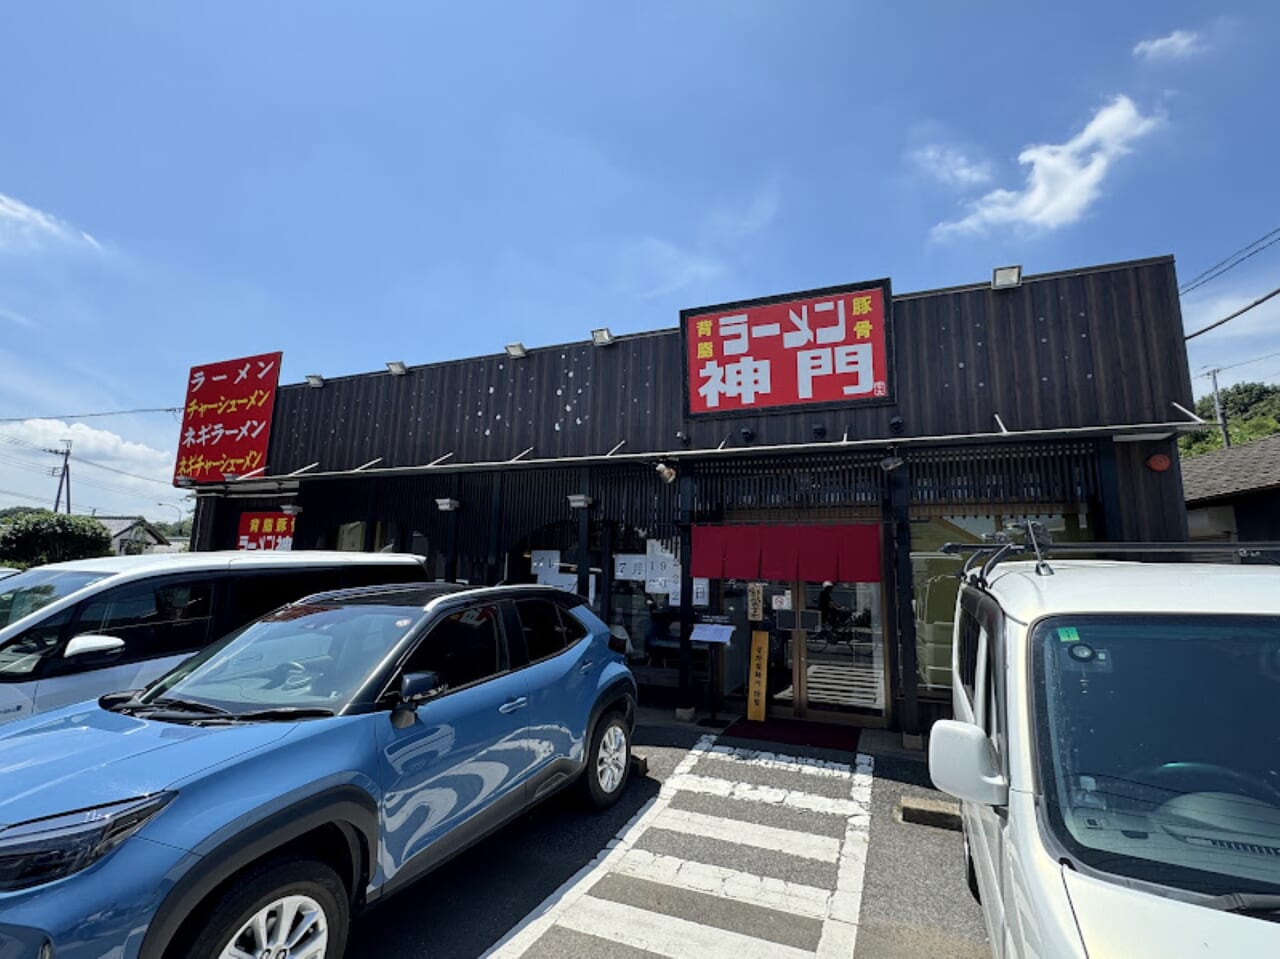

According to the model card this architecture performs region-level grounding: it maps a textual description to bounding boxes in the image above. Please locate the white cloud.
[932,96,1161,240]
[1133,30,1202,61]
[702,184,780,243]
[0,191,101,253]
[0,306,33,329]
[0,419,182,521]
[910,145,992,188]
[617,237,726,300]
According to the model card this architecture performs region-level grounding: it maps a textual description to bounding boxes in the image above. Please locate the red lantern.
[1146,453,1171,473]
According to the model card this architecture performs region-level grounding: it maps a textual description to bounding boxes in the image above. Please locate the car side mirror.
[64,634,126,659]
[928,720,1009,807]
[390,671,443,729]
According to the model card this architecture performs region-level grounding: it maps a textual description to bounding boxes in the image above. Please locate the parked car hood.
[1063,868,1280,955]
[0,704,293,825]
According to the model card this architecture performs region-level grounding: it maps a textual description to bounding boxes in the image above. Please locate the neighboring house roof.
[91,516,170,546]
[1181,434,1280,504]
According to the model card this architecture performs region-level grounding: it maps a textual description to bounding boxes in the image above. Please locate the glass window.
[0,608,73,677]
[75,579,216,661]
[0,570,107,629]
[403,604,503,692]
[227,569,345,626]
[1033,614,1280,897]
[143,604,426,711]
[516,599,568,662]
[957,607,981,703]
[911,512,1094,693]
[557,603,588,643]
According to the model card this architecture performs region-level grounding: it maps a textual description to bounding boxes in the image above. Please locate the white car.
[0,550,429,725]
[0,568,17,582]
[929,559,1280,957]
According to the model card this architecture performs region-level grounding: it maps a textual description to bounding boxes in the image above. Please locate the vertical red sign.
[174,352,283,484]
[683,284,891,415]
[237,512,295,551]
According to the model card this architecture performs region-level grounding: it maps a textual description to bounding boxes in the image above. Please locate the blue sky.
[1,1,1277,520]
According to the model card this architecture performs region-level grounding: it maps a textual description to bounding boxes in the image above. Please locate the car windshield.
[138,603,427,714]
[0,569,108,629]
[1033,614,1280,897]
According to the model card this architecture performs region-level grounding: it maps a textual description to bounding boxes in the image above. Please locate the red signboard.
[683,283,891,415]
[174,352,283,484]
[237,512,295,551]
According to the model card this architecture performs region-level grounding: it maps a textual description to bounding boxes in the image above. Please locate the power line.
[74,456,174,487]
[1194,348,1280,378]
[0,406,181,423]
[1185,286,1280,341]
[1180,225,1280,295]
[0,486,108,516]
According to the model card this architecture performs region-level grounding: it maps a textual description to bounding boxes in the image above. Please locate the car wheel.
[582,711,631,809]
[187,858,348,959]
[964,828,981,903]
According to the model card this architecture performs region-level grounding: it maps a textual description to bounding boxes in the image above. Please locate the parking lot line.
[557,894,817,959]
[648,806,844,862]
[665,772,868,817]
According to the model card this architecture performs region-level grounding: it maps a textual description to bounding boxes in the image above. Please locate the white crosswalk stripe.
[483,733,876,959]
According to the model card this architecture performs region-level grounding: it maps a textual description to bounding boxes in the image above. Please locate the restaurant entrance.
[694,523,888,726]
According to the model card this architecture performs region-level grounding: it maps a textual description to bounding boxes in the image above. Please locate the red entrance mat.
[720,716,860,754]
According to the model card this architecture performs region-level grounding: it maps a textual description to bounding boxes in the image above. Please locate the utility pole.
[46,440,72,514]
[1208,369,1231,448]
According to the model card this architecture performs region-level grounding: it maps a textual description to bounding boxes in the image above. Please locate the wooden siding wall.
[262,258,1190,473]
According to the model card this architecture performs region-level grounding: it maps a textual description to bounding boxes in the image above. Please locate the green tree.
[1180,382,1280,457]
[0,506,45,524]
[0,513,111,567]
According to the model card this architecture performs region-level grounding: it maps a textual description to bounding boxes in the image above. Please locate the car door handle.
[578,660,595,674]
[498,697,528,714]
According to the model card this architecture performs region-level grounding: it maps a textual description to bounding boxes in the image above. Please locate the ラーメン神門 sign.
[174,352,283,484]
[237,512,295,551]
[682,281,892,415]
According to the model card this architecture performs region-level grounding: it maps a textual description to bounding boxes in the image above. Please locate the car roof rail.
[941,521,1280,586]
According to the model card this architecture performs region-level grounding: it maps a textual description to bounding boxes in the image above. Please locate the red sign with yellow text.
[237,512,295,551]
[174,352,283,484]
[683,284,890,414]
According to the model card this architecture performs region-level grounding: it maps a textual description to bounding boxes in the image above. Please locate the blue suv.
[0,583,637,959]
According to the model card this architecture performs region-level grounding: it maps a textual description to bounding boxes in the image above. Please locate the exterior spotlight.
[505,343,528,359]
[305,374,325,388]
[567,493,594,509]
[991,265,1022,290]
[386,361,408,376]
[591,328,615,347]
[435,498,460,512]
[812,424,827,439]
[655,462,676,484]
[879,456,905,473]
[889,415,904,435]
[740,428,755,443]
[281,503,303,517]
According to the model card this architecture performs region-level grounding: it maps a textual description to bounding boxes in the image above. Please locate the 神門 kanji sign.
[682,282,892,415]
[237,512,295,551]
[174,352,283,485]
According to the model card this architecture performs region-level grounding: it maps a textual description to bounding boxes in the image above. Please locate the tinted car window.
[516,599,567,662]
[403,604,503,692]
[341,563,427,589]
[0,570,107,629]
[74,579,215,663]
[557,602,588,643]
[0,608,72,678]
[227,569,345,625]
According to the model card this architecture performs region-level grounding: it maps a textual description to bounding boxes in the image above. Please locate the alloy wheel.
[220,893,329,959]
[596,723,627,793]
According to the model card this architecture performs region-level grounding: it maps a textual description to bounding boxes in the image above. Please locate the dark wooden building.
[191,256,1196,733]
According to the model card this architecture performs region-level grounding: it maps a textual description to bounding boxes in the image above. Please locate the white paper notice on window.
[531,549,560,572]
[614,554,647,582]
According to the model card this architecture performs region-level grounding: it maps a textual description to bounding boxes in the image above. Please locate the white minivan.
[930,559,1280,957]
[0,551,429,725]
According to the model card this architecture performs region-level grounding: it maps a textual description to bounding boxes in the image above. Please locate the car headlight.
[0,793,174,892]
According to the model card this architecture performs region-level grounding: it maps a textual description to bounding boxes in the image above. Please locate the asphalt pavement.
[346,720,989,958]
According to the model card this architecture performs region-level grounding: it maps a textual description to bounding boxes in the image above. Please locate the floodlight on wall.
[567,493,594,509]
[175,477,195,489]
[281,503,303,517]
[591,328,615,347]
[386,361,409,376]
[878,455,905,473]
[305,374,325,388]
[655,462,676,484]
[505,343,528,359]
[739,427,755,443]
[991,265,1023,290]
[889,415,904,435]
[435,498,461,512]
